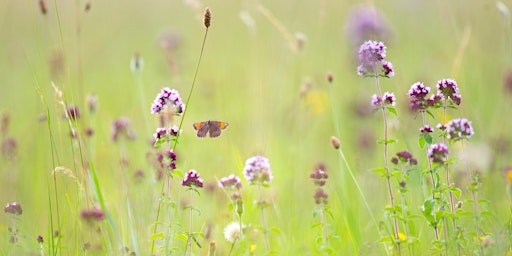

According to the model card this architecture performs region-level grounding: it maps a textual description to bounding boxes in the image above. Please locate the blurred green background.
[0,0,511,254]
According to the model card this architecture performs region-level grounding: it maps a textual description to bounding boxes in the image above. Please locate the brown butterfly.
[192,120,229,138]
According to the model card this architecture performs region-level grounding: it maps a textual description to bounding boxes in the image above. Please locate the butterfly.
[192,120,229,138]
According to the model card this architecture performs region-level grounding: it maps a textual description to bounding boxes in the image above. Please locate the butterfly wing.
[193,122,209,138]
[208,121,229,138]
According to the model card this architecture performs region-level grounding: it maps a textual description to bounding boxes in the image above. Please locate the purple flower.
[4,202,22,215]
[382,61,395,77]
[392,151,417,166]
[408,82,431,100]
[357,41,394,77]
[166,149,177,161]
[219,174,242,190]
[427,93,443,107]
[181,170,204,188]
[383,92,396,106]
[169,125,180,136]
[408,99,425,112]
[67,105,80,120]
[345,4,392,46]
[428,143,449,164]
[420,125,434,134]
[80,208,104,223]
[436,79,461,105]
[371,94,382,107]
[314,188,328,205]
[358,40,386,64]
[151,87,185,115]
[310,169,329,187]
[446,118,474,141]
[111,117,136,141]
[243,155,273,185]
[154,127,168,140]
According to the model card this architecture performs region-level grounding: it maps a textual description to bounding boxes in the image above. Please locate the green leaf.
[426,110,435,119]
[153,139,167,148]
[371,168,387,177]
[174,233,188,241]
[150,232,164,240]
[451,187,462,198]
[418,136,426,149]
[387,107,398,116]
[270,227,281,234]
[377,139,398,144]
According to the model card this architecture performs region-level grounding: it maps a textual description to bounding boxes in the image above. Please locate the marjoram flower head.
[151,87,185,115]
[219,174,242,190]
[181,169,204,188]
[4,202,22,215]
[446,118,474,141]
[357,40,394,77]
[408,82,430,100]
[428,143,449,164]
[436,79,461,105]
[243,155,273,185]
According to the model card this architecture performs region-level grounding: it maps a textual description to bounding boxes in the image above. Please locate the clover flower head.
[446,118,474,141]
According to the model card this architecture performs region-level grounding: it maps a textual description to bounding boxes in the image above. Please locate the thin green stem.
[258,184,270,252]
[150,27,210,254]
[374,73,400,255]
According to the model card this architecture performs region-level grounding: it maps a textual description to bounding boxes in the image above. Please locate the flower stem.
[258,184,271,252]
[150,25,210,255]
[375,73,400,255]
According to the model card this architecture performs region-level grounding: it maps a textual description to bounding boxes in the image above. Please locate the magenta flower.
[428,143,449,164]
[310,169,329,187]
[420,125,434,134]
[80,208,104,223]
[111,117,137,141]
[436,79,461,105]
[154,127,168,140]
[181,170,204,188]
[4,202,22,215]
[408,82,430,100]
[219,174,242,190]
[314,188,328,205]
[357,40,394,77]
[446,118,474,141]
[243,155,273,185]
[151,87,185,115]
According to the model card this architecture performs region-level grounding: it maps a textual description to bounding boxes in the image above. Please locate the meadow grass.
[1,0,512,255]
